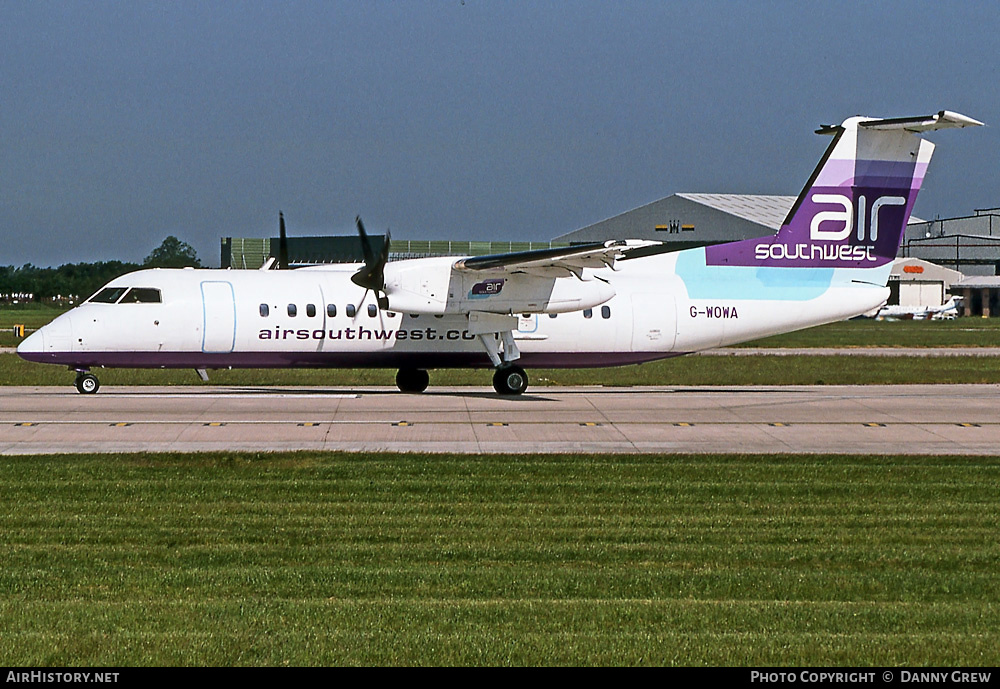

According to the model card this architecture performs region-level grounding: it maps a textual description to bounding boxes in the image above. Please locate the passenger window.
[601,306,611,319]
[307,304,316,317]
[287,304,297,317]
[549,313,558,319]
[368,304,377,317]
[120,288,162,303]
[88,287,128,304]
[346,304,356,318]
[583,309,593,319]
[260,304,269,317]
[327,304,337,317]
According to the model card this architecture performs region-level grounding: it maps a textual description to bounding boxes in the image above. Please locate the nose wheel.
[75,373,100,394]
[493,365,528,396]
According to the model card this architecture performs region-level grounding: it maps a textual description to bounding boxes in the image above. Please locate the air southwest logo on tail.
[755,193,907,262]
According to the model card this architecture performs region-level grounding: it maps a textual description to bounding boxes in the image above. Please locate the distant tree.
[0,261,142,302]
[143,236,202,268]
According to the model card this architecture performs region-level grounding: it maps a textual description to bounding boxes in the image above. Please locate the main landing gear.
[492,364,528,396]
[396,368,429,393]
[391,313,532,396]
[470,313,529,396]
[395,366,528,395]
[74,372,100,394]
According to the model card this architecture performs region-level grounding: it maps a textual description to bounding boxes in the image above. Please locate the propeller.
[277,211,289,270]
[351,216,391,309]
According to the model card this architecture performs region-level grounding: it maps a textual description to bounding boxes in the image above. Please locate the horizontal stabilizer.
[859,110,984,132]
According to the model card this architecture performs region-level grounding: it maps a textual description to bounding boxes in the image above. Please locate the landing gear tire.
[396,368,429,393]
[75,373,100,394]
[493,365,528,396]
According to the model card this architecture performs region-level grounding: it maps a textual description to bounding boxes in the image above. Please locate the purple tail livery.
[706,111,983,269]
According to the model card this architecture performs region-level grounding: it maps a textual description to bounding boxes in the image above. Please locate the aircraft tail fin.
[705,111,982,271]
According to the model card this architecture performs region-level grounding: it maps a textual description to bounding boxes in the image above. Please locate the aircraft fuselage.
[18,251,886,372]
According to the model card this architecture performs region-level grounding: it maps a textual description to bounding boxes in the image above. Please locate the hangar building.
[221,195,1000,318]
[553,193,795,247]
[224,192,952,271]
[222,194,801,268]
[221,235,568,269]
[887,258,963,308]
[902,207,1000,275]
[951,275,1000,317]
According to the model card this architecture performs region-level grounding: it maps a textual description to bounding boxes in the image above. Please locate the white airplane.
[876,295,962,320]
[18,111,982,395]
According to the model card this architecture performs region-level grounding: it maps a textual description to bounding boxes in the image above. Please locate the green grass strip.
[2,452,998,665]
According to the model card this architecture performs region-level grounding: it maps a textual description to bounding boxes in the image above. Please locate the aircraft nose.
[15,328,45,359]
[17,311,78,363]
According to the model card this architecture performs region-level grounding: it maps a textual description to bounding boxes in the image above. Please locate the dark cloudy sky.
[2,1,997,267]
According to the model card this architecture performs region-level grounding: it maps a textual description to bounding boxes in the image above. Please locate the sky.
[2,0,998,268]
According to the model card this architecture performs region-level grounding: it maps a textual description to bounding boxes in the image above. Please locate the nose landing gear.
[74,372,100,394]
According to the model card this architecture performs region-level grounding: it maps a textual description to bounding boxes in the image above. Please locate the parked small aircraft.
[18,111,982,394]
[876,295,962,320]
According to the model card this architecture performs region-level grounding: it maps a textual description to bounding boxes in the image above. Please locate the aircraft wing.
[452,239,658,278]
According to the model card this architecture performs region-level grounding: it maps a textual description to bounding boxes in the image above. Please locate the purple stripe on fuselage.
[17,349,687,370]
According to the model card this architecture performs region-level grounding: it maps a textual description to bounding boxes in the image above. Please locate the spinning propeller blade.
[351,216,390,300]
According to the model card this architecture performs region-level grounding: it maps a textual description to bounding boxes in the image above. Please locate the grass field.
[1,452,997,666]
[741,316,1000,348]
[0,305,67,346]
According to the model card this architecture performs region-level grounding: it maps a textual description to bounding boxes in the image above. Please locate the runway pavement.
[2,384,999,455]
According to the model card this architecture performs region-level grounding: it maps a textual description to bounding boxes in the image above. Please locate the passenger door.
[201,281,236,353]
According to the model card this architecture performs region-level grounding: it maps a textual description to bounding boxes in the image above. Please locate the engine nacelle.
[383,256,616,315]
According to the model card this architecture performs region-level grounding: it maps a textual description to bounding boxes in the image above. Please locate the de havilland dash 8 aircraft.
[18,110,982,395]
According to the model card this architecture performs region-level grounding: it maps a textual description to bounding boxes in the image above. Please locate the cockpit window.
[120,288,162,303]
[88,287,129,303]
[88,286,161,304]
